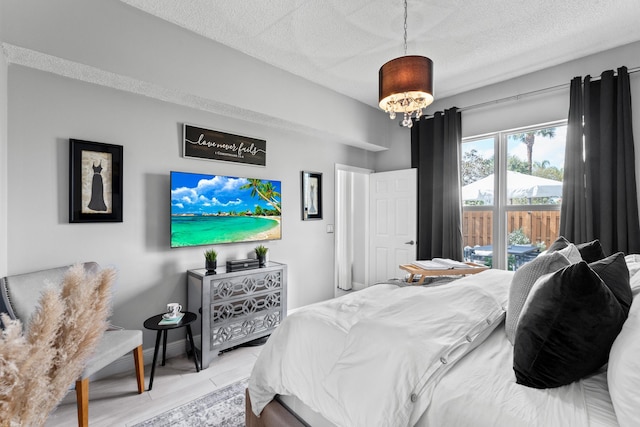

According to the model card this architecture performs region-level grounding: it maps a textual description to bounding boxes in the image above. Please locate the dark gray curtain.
[560,77,588,242]
[560,67,640,254]
[411,107,464,260]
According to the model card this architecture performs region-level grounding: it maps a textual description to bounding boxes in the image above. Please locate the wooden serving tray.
[399,262,489,284]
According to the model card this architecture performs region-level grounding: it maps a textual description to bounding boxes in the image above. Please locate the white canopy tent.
[462,171,563,204]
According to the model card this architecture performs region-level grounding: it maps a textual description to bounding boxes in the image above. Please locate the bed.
[246,240,640,427]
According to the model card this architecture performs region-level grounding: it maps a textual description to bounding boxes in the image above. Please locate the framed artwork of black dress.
[69,139,123,223]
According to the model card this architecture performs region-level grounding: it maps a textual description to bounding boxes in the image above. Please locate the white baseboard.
[90,338,189,381]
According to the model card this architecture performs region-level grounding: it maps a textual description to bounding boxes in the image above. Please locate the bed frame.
[245,389,307,427]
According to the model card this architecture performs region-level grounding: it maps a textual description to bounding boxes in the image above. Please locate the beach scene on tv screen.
[171,172,281,247]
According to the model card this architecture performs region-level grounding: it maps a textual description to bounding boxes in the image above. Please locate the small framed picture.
[301,171,322,220]
[69,139,123,223]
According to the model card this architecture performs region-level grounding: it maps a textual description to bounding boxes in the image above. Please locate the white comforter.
[248,270,512,427]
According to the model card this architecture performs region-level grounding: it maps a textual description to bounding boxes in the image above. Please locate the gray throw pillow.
[556,243,583,264]
[547,236,570,252]
[505,251,571,344]
[576,240,607,263]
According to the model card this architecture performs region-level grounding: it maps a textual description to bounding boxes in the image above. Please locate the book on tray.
[158,312,185,325]
[411,258,471,270]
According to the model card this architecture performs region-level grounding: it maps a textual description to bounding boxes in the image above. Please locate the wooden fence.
[463,210,561,249]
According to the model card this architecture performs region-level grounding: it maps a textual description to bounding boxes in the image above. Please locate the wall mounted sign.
[301,171,323,220]
[183,124,267,166]
[69,139,123,223]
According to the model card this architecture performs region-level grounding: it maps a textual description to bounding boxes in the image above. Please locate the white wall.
[375,41,640,174]
[1,0,385,350]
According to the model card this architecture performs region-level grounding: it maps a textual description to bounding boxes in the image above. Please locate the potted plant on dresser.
[204,249,217,273]
[255,244,268,267]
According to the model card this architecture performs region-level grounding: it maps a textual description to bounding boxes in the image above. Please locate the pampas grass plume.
[0,263,115,426]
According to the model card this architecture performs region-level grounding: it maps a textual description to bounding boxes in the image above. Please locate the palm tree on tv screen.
[240,179,281,214]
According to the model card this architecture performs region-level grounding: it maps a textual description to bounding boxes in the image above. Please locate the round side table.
[143,311,200,390]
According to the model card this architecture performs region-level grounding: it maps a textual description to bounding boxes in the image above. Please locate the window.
[461,121,567,270]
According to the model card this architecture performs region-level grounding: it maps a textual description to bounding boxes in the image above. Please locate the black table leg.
[144,311,201,390]
[149,330,162,390]
[186,325,200,372]
[162,329,168,366]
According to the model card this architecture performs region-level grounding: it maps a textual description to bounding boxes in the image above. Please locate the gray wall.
[0,0,395,350]
[5,0,640,356]
[6,64,376,339]
[375,41,640,178]
[0,0,7,276]
[1,0,390,152]
[374,121,411,172]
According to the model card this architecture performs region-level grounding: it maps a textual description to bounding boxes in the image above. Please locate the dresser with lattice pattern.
[187,261,287,369]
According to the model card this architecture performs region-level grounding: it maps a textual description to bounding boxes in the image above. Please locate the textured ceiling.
[120,0,640,108]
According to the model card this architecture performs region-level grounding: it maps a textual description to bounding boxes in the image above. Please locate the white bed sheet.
[276,323,617,427]
[250,269,619,427]
[250,270,510,426]
[419,321,617,426]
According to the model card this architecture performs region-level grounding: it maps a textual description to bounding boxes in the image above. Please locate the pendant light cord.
[403,0,408,55]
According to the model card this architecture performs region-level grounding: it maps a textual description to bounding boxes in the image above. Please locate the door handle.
[405,240,415,245]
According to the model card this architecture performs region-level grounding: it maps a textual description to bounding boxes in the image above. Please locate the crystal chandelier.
[378,0,434,128]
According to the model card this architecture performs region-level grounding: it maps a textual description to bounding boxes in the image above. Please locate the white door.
[369,169,417,284]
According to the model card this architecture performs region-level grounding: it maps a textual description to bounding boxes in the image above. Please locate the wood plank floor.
[45,345,262,427]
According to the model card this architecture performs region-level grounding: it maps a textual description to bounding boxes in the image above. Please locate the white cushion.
[608,292,640,427]
[474,250,493,256]
[81,330,142,378]
[624,254,640,283]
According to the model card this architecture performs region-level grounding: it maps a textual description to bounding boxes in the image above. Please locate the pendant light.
[378,0,434,128]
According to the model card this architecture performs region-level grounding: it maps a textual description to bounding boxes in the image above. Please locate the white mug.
[167,303,182,317]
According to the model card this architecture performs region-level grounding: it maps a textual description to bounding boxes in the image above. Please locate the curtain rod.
[453,66,640,114]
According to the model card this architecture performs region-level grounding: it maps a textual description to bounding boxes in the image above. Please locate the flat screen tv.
[171,171,281,247]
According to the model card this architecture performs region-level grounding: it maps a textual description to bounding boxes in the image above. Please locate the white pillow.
[625,254,640,285]
[631,272,640,293]
[608,293,640,427]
